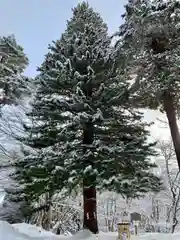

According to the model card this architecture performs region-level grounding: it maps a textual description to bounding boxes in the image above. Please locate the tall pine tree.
[0,35,30,105]
[115,0,180,170]
[13,2,162,233]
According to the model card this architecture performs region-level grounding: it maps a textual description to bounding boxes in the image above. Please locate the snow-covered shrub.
[145,222,171,233]
[29,193,83,235]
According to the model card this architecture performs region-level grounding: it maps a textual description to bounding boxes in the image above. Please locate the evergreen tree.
[115,0,180,170]
[0,35,32,222]
[13,2,162,233]
[0,35,30,105]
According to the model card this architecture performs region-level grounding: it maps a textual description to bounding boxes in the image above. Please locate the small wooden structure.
[117,222,130,240]
[130,212,141,222]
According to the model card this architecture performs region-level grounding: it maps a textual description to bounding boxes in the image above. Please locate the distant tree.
[0,150,31,224]
[12,2,162,234]
[158,140,180,233]
[0,35,32,223]
[0,35,31,105]
[115,0,180,170]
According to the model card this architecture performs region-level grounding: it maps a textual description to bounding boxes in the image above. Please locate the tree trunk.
[83,121,98,234]
[163,92,180,170]
[41,193,52,230]
[83,183,98,233]
[171,217,178,234]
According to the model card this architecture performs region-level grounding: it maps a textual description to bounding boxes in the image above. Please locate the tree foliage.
[12,2,162,211]
[0,35,30,104]
[115,0,180,170]
[116,0,180,109]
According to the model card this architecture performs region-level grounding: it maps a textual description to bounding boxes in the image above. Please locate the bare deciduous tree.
[158,140,180,233]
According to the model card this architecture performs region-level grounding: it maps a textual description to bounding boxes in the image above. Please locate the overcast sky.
[0,0,127,77]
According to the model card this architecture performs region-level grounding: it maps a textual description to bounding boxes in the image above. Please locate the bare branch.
[157,138,180,232]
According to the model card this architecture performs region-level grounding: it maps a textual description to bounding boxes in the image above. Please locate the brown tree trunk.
[82,121,98,234]
[83,183,98,233]
[163,91,180,170]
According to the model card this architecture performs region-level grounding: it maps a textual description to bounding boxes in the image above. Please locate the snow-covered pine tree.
[0,35,30,104]
[12,2,162,233]
[115,0,180,170]
[0,35,32,223]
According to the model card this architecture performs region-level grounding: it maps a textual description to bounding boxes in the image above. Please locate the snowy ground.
[1,220,180,239]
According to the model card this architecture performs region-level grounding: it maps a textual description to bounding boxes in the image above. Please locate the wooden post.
[133,220,139,235]
[134,225,137,235]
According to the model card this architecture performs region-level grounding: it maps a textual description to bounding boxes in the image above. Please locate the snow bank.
[137,232,180,239]
[0,220,67,239]
[12,222,60,238]
[0,221,94,240]
[73,231,180,240]
[2,220,180,240]
[99,232,180,240]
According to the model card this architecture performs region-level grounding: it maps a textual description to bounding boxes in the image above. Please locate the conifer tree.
[13,2,162,233]
[0,35,29,105]
[0,35,31,222]
[115,0,180,170]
